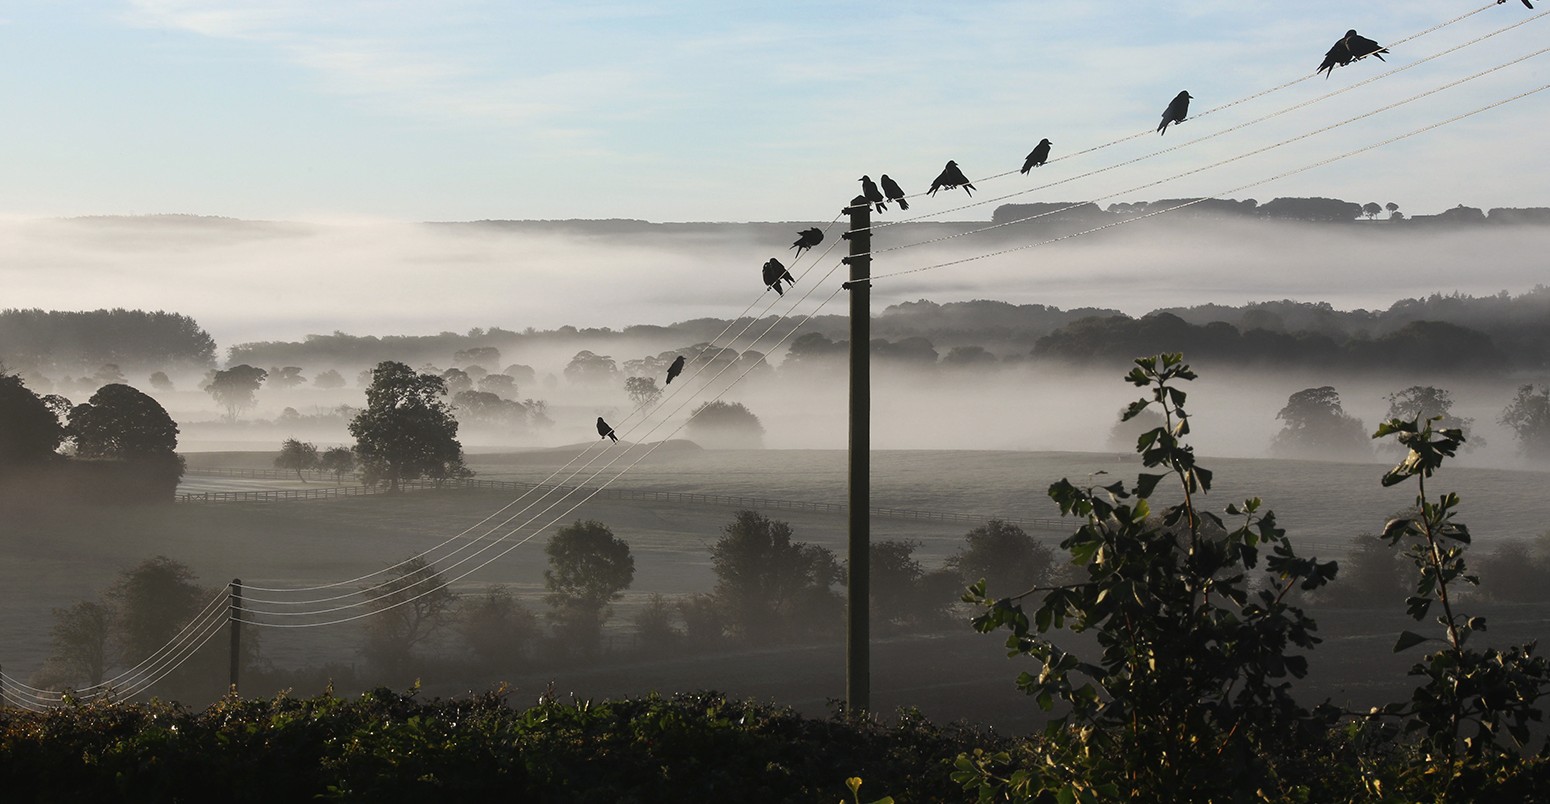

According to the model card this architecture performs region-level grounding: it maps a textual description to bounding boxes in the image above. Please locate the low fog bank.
[3,212,1548,349]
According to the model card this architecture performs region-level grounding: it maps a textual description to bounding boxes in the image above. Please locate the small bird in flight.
[879,174,910,210]
[762,258,795,296]
[1021,138,1053,174]
[790,227,823,258]
[859,175,887,213]
[928,160,976,196]
[1157,91,1192,135]
[665,355,686,385]
[1318,30,1388,78]
[597,417,617,443]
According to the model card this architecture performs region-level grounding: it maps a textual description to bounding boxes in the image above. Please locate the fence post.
[229,579,242,693]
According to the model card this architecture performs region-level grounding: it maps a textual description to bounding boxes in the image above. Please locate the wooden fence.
[177,471,1065,530]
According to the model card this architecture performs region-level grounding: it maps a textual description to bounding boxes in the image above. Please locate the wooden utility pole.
[843,196,872,712]
[228,578,242,693]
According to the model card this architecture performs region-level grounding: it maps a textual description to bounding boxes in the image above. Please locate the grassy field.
[4,447,1547,733]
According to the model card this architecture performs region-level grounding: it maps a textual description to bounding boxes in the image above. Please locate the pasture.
[3,447,1546,733]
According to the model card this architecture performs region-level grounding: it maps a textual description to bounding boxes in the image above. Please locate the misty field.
[5,447,1548,733]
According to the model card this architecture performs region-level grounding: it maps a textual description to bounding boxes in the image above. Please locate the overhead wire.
[855,38,1550,262]
[874,80,1550,282]
[884,0,1510,201]
[864,7,1549,237]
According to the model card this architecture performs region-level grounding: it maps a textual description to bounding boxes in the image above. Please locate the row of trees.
[0,308,216,375]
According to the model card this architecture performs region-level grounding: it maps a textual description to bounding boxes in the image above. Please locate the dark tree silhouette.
[349,361,466,492]
[686,400,765,448]
[319,445,356,482]
[274,438,319,481]
[1271,386,1369,460]
[207,365,268,421]
[711,510,841,642]
[68,383,185,500]
[0,371,66,470]
[544,520,636,656]
[1500,384,1550,461]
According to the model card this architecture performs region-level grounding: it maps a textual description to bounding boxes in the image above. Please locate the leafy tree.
[312,369,346,389]
[1473,541,1550,603]
[1384,385,1479,449]
[1362,201,1382,219]
[1271,385,1369,460]
[869,540,956,629]
[147,371,173,392]
[1316,532,1409,607]
[45,600,112,687]
[440,367,473,394]
[676,593,729,648]
[624,376,662,410]
[349,361,467,492]
[544,520,636,656]
[105,555,226,698]
[477,373,516,397]
[1372,415,1550,774]
[454,346,501,367]
[318,446,356,482]
[686,400,765,449]
[947,519,1056,592]
[942,345,999,369]
[361,556,457,676]
[1499,384,1550,460]
[452,390,528,427]
[459,585,539,669]
[710,510,841,642]
[206,365,268,421]
[274,438,319,481]
[267,366,306,389]
[1386,201,1402,219]
[963,354,1339,800]
[0,371,66,469]
[563,350,619,385]
[633,593,682,654]
[67,383,184,500]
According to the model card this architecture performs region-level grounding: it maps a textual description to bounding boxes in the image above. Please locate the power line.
[874,81,1550,282]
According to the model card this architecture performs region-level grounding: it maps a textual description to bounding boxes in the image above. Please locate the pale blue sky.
[2,1,1547,222]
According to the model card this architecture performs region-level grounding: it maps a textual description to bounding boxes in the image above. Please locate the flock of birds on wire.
[590,9,1539,447]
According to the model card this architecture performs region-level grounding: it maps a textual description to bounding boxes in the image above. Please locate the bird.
[1498,1,1533,10]
[1157,91,1192,135]
[790,227,823,258]
[859,175,887,213]
[665,355,686,385]
[1318,30,1388,78]
[928,160,976,196]
[597,416,617,443]
[879,174,910,210]
[1021,139,1053,174]
[762,258,795,296]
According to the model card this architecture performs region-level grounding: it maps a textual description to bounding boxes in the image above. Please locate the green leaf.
[1394,630,1429,652]
[1133,473,1165,498]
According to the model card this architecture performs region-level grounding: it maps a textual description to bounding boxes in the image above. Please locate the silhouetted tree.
[106,556,221,697]
[0,371,66,470]
[1271,386,1369,460]
[361,557,457,676]
[947,520,1056,591]
[312,369,345,390]
[207,365,268,421]
[710,510,842,643]
[452,390,527,428]
[563,350,619,385]
[625,376,662,410]
[43,600,112,687]
[1383,386,1479,448]
[1107,403,1168,452]
[453,346,501,367]
[67,383,185,501]
[1500,384,1550,461]
[459,585,539,669]
[275,438,319,481]
[1362,202,1382,220]
[686,401,765,449]
[1385,201,1401,220]
[477,373,516,397]
[349,361,467,491]
[319,446,356,482]
[440,367,474,395]
[544,520,636,656]
[148,371,173,392]
[1317,534,1409,607]
[268,366,307,389]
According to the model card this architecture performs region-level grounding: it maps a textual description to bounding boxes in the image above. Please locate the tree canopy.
[544,520,636,654]
[0,371,66,470]
[206,365,268,421]
[348,361,467,491]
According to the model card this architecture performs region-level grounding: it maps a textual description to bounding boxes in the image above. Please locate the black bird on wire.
[665,354,685,385]
[762,258,795,296]
[597,416,618,443]
[1157,91,1192,135]
[879,174,909,210]
[790,227,823,258]
[928,160,976,196]
[859,175,887,212]
[1318,29,1388,78]
[1499,1,1533,10]
[1021,138,1053,173]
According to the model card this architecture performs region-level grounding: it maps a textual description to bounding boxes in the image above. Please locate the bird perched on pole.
[762,258,795,296]
[1157,91,1192,135]
[928,160,976,196]
[597,417,618,443]
[859,175,887,213]
[665,355,686,385]
[790,227,823,258]
[1021,138,1053,174]
[879,174,909,210]
[1318,30,1388,78]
